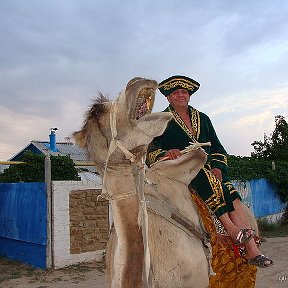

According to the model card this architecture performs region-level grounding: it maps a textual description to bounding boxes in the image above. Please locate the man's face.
[167,89,190,109]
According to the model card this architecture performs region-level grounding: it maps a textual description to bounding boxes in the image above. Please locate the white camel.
[73,77,211,287]
[74,77,260,288]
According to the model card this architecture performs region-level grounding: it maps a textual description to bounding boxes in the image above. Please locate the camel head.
[73,77,172,176]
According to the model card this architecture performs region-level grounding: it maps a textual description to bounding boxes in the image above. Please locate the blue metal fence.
[0,178,285,269]
[250,178,286,217]
[232,178,286,217]
[0,182,47,268]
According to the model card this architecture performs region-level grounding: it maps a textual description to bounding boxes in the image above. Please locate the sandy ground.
[255,236,288,288]
[1,237,287,288]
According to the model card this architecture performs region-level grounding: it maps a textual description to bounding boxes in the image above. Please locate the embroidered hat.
[158,75,200,96]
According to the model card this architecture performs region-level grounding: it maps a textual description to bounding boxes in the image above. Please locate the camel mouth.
[134,88,154,120]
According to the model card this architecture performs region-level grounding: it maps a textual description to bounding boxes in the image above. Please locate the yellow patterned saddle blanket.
[190,192,257,288]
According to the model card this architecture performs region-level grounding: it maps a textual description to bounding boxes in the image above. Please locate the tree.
[228,154,288,203]
[251,115,288,160]
[228,115,288,203]
[0,152,80,182]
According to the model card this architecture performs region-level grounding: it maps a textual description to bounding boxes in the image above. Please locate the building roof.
[10,140,90,162]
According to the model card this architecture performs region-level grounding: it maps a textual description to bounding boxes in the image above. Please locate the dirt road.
[1,237,287,288]
[255,236,288,288]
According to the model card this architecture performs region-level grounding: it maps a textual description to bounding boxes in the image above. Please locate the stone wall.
[52,180,108,268]
[69,189,109,254]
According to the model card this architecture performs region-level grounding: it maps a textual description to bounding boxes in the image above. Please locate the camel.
[73,77,258,288]
[74,77,211,287]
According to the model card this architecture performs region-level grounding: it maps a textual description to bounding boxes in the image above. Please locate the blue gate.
[250,178,286,217]
[0,182,47,268]
[233,178,286,217]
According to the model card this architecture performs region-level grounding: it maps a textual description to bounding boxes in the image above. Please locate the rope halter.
[100,101,138,200]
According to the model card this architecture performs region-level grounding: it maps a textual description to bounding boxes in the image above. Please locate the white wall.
[52,180,105,268]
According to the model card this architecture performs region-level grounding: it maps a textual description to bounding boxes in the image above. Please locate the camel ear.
[137,112,173,138]
[73,130,88,148]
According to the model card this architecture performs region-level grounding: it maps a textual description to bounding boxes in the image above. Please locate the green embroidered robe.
[146,105,241,217]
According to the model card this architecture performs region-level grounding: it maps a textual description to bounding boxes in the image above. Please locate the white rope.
[110,101,136,162]
[99,100,151,285]
[100,101,137,200]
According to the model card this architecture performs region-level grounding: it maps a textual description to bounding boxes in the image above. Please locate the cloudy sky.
[1,0,288,160]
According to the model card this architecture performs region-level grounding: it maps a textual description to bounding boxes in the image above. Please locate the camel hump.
[146,148,207,185]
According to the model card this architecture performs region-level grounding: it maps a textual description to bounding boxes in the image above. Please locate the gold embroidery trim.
[169,107,196,140]
[191,107,200,140]
[158,78,199,91]
[211,153,227,157]
[205,163,211,170]
[211,159,228,166]
[211,153,228,164]
[203,168,226,213]
[224,182,238,195]
[147,149,163,165]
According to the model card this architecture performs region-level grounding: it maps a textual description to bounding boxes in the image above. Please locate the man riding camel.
[146,75,273,268]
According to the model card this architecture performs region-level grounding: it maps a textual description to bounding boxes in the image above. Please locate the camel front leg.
[109,197,145,288]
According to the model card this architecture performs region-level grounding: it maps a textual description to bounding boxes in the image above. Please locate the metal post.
[45,155,53,268]
[272,161,275,171]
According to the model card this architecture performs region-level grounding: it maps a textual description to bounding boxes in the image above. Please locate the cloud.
[235,111,274,128]
[0,106,51,159]
[201,86,288,116]
[199,86,288,156]
[217,111,275,156]
[1,0,288,159]
[0,99,90,160]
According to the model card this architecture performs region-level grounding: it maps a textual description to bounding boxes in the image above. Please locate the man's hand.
[164,149,181,160]
[211,168,222,181]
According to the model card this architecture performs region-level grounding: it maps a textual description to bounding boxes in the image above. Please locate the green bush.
[228,155,288,203]
[0,152,80,182]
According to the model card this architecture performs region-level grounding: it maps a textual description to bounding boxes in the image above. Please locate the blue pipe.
[49,131,57,152]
